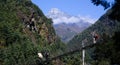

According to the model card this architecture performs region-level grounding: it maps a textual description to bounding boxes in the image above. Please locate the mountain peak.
[46,8,97,24]
[48,8,65,15]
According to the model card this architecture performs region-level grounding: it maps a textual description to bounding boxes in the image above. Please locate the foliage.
[68,8,120,50]
[91,0,110,9]
[0,42,38,65]
[91,0,120,21]
[91,32,120,65]
[61,52,82,65]
[0,0,67,65]
[67,1,120,64]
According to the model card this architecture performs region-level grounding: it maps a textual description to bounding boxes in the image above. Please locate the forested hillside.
[67,6,120,65]
[68,9,120,49]
[0,0,66,65]
[0,0,120,65]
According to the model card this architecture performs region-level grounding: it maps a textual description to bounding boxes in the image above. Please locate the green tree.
[91,32,120,65]
[91,0,120,21]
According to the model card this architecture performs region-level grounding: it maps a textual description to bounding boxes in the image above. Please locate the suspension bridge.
[38,40,102,65]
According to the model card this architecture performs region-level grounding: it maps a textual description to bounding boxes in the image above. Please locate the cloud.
[46,8,97,24]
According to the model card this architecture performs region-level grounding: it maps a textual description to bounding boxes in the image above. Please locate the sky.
[31,0,114,24]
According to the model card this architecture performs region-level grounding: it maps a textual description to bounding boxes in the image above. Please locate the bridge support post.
[82,41,85,65]
[82,49,85,65]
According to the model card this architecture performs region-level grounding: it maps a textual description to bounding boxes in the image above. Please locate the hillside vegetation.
[67,8,120,65]
[68,9,120,49]
[0,0,66,65]
[0,0,120,65]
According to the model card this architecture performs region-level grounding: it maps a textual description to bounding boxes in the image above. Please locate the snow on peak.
[46,8,97,24]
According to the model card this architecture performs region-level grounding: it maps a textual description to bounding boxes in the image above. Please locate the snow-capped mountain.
[46,8,95,43]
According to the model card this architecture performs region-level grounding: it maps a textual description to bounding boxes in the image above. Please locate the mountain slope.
[0,0,66,65]
[54,21,91,43]
[68,9,120,50]
[47,8,92,43]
